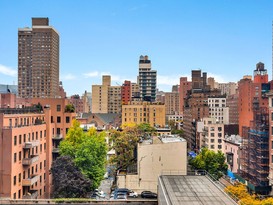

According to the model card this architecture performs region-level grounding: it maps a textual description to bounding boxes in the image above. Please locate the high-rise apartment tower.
[138,55,157,102]
[18,18,59,98]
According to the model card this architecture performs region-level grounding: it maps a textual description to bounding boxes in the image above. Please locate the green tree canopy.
[109,130,138,170]
[59,120,107,189]
[65,104,75,113]
[137,123,156,137]
[190,147,228,179]
[110,123,157,171]
[51,156,92,198]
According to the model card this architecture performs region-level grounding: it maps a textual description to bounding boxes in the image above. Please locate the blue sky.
[0,0,273,96]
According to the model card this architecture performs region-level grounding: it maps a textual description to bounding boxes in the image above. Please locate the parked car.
[90,193,100,199]
[115,188,138,198]
[93,189,106,198]
[116,194,127,200]
[128,190,138,198]
[141,191,157,199]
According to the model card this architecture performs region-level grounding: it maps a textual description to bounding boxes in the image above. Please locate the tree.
[190,147,228,179]
[109,130,138,170]
[59,120,107,189]
[65,104,75,113]
[51,156,92,198]
[137,123,156,137]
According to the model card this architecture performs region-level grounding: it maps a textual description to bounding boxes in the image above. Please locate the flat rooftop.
[159,175,237,205]
[141,135,186,145]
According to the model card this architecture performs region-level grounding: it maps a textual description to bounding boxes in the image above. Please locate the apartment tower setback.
[138,55,157,102]
[18,18,59,98]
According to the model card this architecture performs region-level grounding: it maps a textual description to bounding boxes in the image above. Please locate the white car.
[128,190,138,198]
[94,189,106,198]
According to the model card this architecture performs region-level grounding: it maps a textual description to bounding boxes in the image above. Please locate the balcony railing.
[23,141,40,149]
[22,175,39,186]
[22,190,38,199]
[22,155,39,166]
[52,134,63,140]
[52,147,60,153]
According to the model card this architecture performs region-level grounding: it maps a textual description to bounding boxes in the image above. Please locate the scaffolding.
[239,98,270,194]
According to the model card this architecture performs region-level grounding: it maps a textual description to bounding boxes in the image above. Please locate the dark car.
[141,191,157,199]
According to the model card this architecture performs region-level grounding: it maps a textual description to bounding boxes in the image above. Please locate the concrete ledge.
[0,199,157,205]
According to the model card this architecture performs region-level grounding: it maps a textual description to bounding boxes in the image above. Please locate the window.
[218,145,222,149]
[210,139,215,143]
[210,133,215,137]
[36,132,38,140]
[23,134,26,142]
[13,193,16,199]
[218,127,222,131]
[14,136,17,146]
[40,144,42,152]
[57,116,61,123]
[19,151,22,161]
[218,133,222,137]
[57,105,61,112]
[13,175,16,185]
[19,135,22,144]
[66,116,70,123]
[40,162,42,170]
[18,190,21,199]
[218,139,222,143]
[19,173,21,183]
[14,153,17,163]
[44,143,46,151]
[40,131,42,139]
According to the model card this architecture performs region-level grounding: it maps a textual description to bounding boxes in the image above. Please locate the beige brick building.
[92,75,121,114]
[108,86,121,114]
[117,136,187,193]
[122,101,166,127]
[164,92,179,115]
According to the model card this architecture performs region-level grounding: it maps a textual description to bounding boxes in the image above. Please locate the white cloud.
[83,71,99,78]
[157,75,180,86]
[207,73,227,83]
[0,64,17,76]
[61,74,76,80]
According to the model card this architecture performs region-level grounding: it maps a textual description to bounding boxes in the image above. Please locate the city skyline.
[1,0,273,96]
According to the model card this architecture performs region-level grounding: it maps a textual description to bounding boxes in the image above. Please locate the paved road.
[98,178,113,199]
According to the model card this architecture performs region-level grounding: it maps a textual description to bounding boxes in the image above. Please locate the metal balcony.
[52,134,63,140]
[22,155,39,166]
[22,175,39,186]
[22,190,38,199]
[23,141,40,149]
[52,147,60,153]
